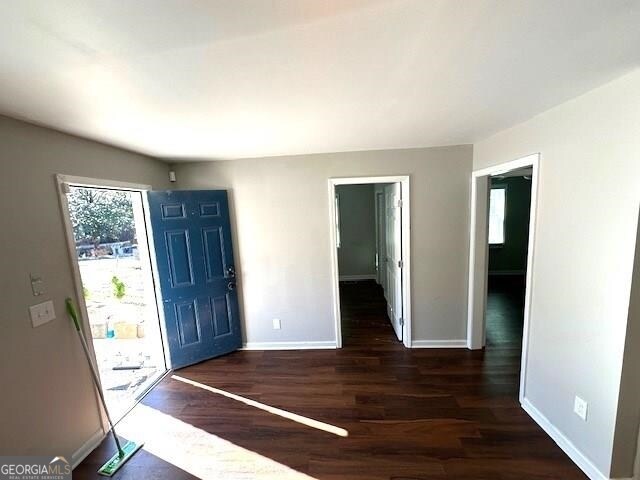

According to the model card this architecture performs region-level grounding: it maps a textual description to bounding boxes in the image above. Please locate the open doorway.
[58,177,168,422]
[467,154,539,402]
[486,169,532,349]
[58,178,244,422]
[329,176,411,348]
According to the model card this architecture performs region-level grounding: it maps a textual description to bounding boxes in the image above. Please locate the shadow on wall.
[611,206,640,478]
[223,187,248,344]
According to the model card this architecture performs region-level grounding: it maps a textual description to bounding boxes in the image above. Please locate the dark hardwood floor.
[485,275,526,348]
[75,280,586,479]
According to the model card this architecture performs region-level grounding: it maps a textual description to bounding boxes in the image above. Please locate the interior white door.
[385,183,403,341]
[376,191,387,291]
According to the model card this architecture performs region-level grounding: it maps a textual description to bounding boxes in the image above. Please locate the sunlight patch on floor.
[172,375,349,437]
[118,404,317,480]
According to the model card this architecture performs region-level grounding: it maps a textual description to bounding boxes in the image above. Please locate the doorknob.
[227,281,236,291]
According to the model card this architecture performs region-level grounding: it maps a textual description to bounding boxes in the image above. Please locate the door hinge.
[399,317,404,326]
[397,199,403,208]
[398,260,404,268]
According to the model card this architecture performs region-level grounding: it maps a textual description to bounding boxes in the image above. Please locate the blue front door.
[147,190,241,369]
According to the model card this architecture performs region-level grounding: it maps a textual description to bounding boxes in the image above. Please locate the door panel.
[202,227,225,280]
[174,299,201,346]
[385,183,403,341]
[211,294,233,336]
[166,230,195,286]
[148,190,241,369]
[376,192,387,292]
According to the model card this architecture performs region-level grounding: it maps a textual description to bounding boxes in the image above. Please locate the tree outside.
[68,187,136,246]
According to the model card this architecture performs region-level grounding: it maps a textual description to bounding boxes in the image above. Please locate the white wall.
[336,184,376,278]
[0,116,169,461]
[474,69,640,477]
[174,145,472,345]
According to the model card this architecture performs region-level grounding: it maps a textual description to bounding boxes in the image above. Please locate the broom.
[66,298,143,476]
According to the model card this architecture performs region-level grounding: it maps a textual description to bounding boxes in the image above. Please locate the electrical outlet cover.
[29,300,56,328]
[574,396,588,421]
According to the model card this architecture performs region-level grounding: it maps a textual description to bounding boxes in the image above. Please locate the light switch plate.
[30,273,44,296]
[29,300,56,328]
[273,318,281,330]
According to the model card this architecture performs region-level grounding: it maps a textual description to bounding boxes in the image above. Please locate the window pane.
[489,187,505,244]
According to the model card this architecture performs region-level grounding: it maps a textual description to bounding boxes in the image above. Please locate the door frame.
[55,174,171,426]
[466,153,540,403]
[328,175,411,348]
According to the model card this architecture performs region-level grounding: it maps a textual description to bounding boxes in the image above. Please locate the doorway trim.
[328,175,411,348]
[54,174,169,427]
[466,153,540,402]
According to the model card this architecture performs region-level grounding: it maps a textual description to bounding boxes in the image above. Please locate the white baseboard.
[521,398,609,480]
[242,341,337,350]
[72,428,105,469]
[339,274,376,281]
[411,339,467,348]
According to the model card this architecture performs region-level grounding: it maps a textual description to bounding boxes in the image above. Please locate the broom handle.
[66,299,124,456]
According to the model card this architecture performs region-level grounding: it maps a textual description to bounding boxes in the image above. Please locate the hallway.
[339,280,400,348]
[486,275,526,348]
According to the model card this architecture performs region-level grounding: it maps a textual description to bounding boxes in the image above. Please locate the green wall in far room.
[489,176,532,273]
[336,184,377,277]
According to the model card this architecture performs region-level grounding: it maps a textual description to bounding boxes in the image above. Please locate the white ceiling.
[1,0,639,161]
